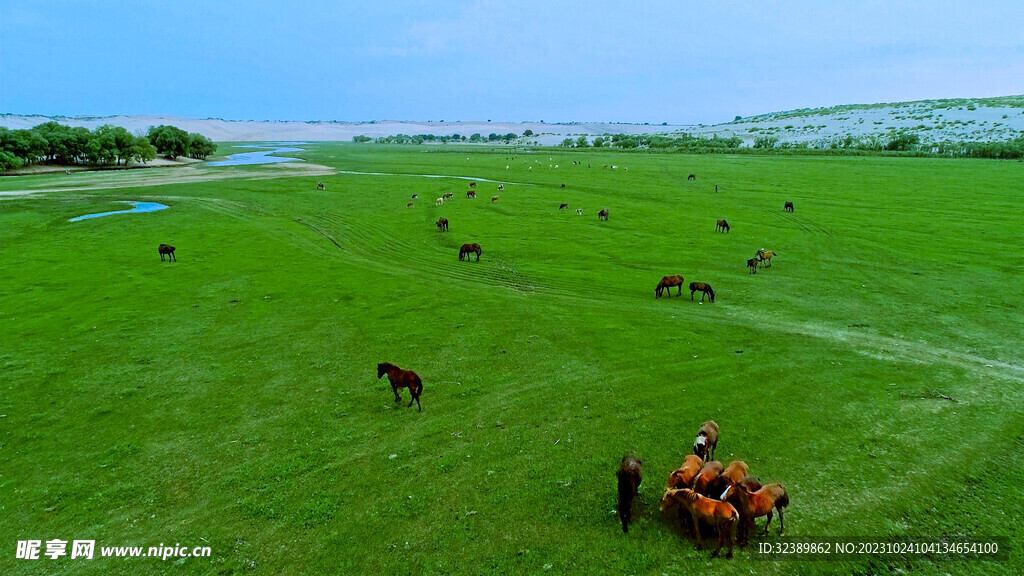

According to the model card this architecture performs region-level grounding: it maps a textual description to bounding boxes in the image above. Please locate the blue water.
[69,201,169,222]
[207,146,304,166]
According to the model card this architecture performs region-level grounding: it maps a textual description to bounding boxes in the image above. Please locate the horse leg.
[711,527,723,557]
[676,285,682,296]
[691,512,703,547]
[690,290,695,301]
[171,252,176,262]
[777,506,784,533]
[392,383,401,403]
[763,510,773,534]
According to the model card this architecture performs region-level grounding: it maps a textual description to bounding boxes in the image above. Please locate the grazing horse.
[598,209,609,221]
[466,191,476,198]
[469,182,477,188]
[688,173,696,181]
[158,244,176,262]
[747,258,758,274]
[491,196,500,203]
[715,219,730,233]
[755,249,775,268]
[576,209,583,216]
[560,183,566,188]
[722,483,789,544]
[411,194,418,199]
[497,184,504,191]
[559,203,569,211]
[436,197,445,206]
[667,455,704,489]
[694,421,719,461]
[784,201,794,212]
[617,454,643,533]
[655,275,684,299]
[692,460,724,496]
[690,282,715,303]
[376,362,423,412]
[660,488,738,558]
[407,202,414,208]
[436,217,448,231]
[316,182,325,190]
[443,192,454,199]
[459,243,482,262]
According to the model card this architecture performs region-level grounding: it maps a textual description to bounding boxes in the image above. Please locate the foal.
[376,362,423,412]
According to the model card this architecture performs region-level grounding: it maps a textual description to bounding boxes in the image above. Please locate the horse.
[617,454,643,533]
[655,275,684,299]
[411,194,418,199]
[747,258,758,274]
[436,217,448,231]
[715,219,730,233]
[692,460,724,496]
[376,362,423,412]
[459,243,482,262]
[443,192,454,199]
[158,244,176,262]
[660,488,738,558]
[688,173,696,181]
[711,461,750,500]
[755,250,775,268]
[722,483,788,544]
[491,196,500,202]
[738,476,763,492]
[693,421,719,461]
[497,184,504,190]
[316,182,325,190]
[784,201,794,212]
[407,202,414,208]
[469,182,477,188]
[689,282,715,303]
[559,203,569,211]
[576,209,583,216]
[436,197,445,206]
[560,183,566,188]
[667,455,703,489]
[598,209,609,221]
[466,191,476,198]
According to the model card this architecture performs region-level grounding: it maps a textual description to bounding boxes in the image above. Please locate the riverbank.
[2,155,204,176]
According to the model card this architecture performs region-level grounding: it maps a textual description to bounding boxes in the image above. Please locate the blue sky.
[2,1,1022,124]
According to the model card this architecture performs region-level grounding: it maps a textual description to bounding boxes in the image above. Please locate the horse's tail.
[776,485,789,510]
[414,374,424,395]
[616,471,637,532]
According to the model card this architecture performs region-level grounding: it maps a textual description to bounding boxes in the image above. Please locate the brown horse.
[598,209,609,221]
[693,421,719,461]
[443,192,454,200]
[466,191,476,198]
[559,203,569,211]
[687,174,696,181]
[737,476,763,492]
[660,488,738,558]
[692,460,724,496]
[316,182,325,190]
[436,217,448,231]
[711,460,750,500]
[756,250,775,268]
[715,219,730,232]
[376,362,423,412]
[784,201,794,212]
[617,454,643,533]
[459,243,482,262]
[158,244,176,262]
[407,202,414,208]
[690,282,715,303]
[747,258,758,274]
[655,275,684,298]
[723,483,788,544]
[491,196,500,202]
[667,455,703,489]
[469,181,477,188]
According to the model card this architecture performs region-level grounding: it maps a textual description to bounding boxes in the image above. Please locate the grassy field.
[1,144,1022,575]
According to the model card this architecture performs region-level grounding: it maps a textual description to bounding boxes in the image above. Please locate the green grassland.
[1,144,1022,575]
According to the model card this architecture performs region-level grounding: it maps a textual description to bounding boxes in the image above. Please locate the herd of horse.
[618,421,789,558]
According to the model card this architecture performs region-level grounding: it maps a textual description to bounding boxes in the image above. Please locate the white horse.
[436,197,445,206]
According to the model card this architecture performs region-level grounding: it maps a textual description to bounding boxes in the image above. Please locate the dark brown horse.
[376,362,423,412]
[690,282,715,303]
[598,208,609,221]
[747,258,758,274]
[411,194,418,199]
[784,201,794,212]
[687,173,696,181]
[158,244,176,262]
[559,203,569,211]
[715,219,730,232]
[469,181,477,188]
[466,191,476,198]
[655,275,684,298]
[722,482,788,544]
[560,183,566,188]
[617,454,643,533]
[436,217,448,231]
[459,243,482,261]
[407,202,414,208]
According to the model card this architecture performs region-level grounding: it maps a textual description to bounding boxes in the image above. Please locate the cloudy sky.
[2,1,1022,124]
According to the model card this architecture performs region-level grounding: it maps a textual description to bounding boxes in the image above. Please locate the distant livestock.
[655,275,684,298]
[467,191,477,198]
[598,209,609,221]
[756,249,775,268]
[316,182,326,190]
[158,244,176,262]
[377,362,423,412]
[690,282,715,303]
[459,243,482,262]
[407,202,414,208]
[716,219,730,232]
[576,209,583,216]
[411,194,418,199]
[436,197,445,206]
[497,184,504,190]
[559,203,569,211]
[469,182,477,188]
[436,217,448,231]
[784,201,794,212]
[491,196,500,202]
[747,258,758,274]
[560,183,566,188]
[688,174,696,181]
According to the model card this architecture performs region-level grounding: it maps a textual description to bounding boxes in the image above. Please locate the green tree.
[522,129,533,137]
[147,125,190,159]
[575,135,589,148]
[188,133,217,159]
[560,138,574,147]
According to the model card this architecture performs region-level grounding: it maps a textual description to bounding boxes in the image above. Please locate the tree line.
[0,122,217,170]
